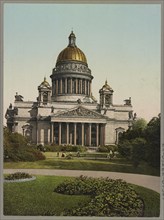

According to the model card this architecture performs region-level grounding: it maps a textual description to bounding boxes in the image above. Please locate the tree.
[118,115,160,169]
[131,138,146,167]
[3,127,45,162]
[118,138,146,167]
[144,115,160,168]
[132,118,147,131]
[119,118,147,143]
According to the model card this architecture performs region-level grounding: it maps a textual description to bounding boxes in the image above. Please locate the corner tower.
[99,80,114,108]
[38,77,51,105]
[50,31,93,102]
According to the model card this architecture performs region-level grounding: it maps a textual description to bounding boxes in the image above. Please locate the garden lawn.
[3,175,160,217]
[4,157,159,176]
[4,175,90,216]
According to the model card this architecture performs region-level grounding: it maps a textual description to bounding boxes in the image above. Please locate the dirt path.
[4,168,160,193]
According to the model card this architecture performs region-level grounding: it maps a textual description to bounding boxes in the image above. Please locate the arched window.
[43,92,48,104]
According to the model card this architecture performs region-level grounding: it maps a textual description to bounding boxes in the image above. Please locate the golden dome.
[102,80,113,91]
[56,31,87,64]
[39,77,51,88]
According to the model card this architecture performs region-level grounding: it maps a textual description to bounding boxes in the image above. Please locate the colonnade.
[50,122,105,146]
[53,78,91,96]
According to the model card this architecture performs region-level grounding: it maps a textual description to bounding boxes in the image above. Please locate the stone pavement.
[4,169,160,193]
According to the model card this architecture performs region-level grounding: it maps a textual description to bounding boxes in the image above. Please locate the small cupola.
[38,77,52,105]
[99,80,114,108]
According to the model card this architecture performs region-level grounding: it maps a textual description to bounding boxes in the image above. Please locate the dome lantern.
[56,31,87,65]
[68,31,76,47]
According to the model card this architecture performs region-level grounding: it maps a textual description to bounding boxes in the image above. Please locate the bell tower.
[99,80,114,108]
[37,77,51,105]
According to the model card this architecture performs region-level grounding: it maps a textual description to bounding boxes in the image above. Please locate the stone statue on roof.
[15,92,24,101]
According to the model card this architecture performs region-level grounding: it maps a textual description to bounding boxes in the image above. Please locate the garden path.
[4,169,160,193]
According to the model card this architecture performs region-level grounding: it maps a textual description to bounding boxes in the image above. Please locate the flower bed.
[54,175,144,217]
[4,172,36,183]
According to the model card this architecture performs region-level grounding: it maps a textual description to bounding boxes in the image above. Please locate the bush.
[98,145,118,153]
[44,145,59,152]
[118,138,146,167]
[54,176,144,217]
[5,172,32,180]
[44,145,87,152]
[98,146,108,152]
[4,128,45,162]
[28,148,46,161]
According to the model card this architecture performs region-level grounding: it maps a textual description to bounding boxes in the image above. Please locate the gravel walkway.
[4,169,160,193]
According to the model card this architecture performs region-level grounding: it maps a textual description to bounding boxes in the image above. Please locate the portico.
[50,121,106,146]
[50,105,107,146]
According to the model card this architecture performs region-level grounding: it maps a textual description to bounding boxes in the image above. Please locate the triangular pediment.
[52,106,107,119]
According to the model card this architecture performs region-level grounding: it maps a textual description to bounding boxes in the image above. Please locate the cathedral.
[5,31,135,146]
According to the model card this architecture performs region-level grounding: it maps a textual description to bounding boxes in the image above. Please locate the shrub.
[37,144,46,152]
[5,172,32,180]
[118,138,146,167]
[54,176,144,217]
[28,148,46,161]
[4,128,45,162]
[44,145,87,152]
[98,146,108,152]
[44,145,58,152]
[4,144,45,162]
[98,145,118,153]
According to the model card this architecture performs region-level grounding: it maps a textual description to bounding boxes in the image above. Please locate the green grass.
[4,157,159,176]
[4,175,90,216]
[132,184,160,217]
[3,175,160,217]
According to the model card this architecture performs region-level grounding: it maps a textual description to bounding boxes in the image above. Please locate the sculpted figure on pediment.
[58,107,102,118]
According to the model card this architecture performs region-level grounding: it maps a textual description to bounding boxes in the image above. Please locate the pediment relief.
[53,106,107,119]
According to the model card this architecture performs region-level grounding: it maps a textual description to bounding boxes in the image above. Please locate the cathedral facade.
[5,32,135,146]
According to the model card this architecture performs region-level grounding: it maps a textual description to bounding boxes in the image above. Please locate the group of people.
[106,150,117,160]
[56,151,80,158]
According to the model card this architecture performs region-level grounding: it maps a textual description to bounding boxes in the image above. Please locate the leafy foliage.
[54,176,144,217]
[144,116,160,168]
[4,127,45,162]
[118,115,160,168]
[5,172,32,180]
[98,145,118,153]
[43,144,87,152]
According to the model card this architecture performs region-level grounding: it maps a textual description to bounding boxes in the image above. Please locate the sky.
[3,3,161,123]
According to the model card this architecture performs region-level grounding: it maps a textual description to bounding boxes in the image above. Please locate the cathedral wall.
[17,108,31,118]
[105,120,130,145]
[105,122,116,145]
[52,94,86,102]
[114,122,129,131]
[37,107,51,116]
[105,110,115,119]
[114,111,129,120]
[37,121,51,145]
